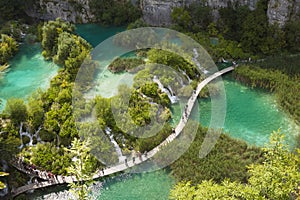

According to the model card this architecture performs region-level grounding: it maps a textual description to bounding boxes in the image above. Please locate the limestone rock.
[140,0,186,26]
[140,0,299,27]
[25,0,94,23]
[267,0,300,27]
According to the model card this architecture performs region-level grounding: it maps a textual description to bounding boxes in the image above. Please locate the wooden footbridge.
[11,66,235,198]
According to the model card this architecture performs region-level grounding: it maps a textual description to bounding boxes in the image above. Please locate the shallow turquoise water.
[29,171,174,200]
[0,43,59,110]
[96,171,175,200]
[190,76,299,146]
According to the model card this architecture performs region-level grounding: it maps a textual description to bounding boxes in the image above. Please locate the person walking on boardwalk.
[132,150,136,164]
[137,151,142,161]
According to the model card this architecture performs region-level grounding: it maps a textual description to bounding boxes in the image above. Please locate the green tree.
[0,172,9,189]
[4,98,27,125]
[66,138,95,200]
[41,18,75,59]
[170,131,300,200]
[187,3,212,32]
[0,34,18,64]
[247,132,300,199]
[27,92,44,131]
[89,0,141,25]
[171,7,192,30]
[0,0,25,21]
[284,19,300,52]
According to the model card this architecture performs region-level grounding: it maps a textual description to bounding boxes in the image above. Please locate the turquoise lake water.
[0,43,59,111]
[96,171,175,200]
[1,24,299,199]
[171,75,299,146]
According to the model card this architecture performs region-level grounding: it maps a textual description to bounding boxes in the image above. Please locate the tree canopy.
[170,131,300,200]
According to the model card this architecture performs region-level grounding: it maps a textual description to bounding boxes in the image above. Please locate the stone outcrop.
[140,0,186,26]
[140,0,258,26]
[24,0,300,27]
[267,0,300,27]
[25,0,94,23]
[140,0,300,27]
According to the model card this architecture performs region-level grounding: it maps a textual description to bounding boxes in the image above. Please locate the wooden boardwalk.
[11,66,235,197]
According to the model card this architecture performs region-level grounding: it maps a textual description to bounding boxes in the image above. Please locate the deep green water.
[75,24,125,47]
[2,24,299,199]
[0,43,59,110]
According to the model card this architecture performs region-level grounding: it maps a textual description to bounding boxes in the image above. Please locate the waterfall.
[153,76,178,104]
[167,85,175,96]
[192,48,209,74]
[178,68,192,83]
[19,123,24,149]
[105,127,126,163]
[18,123,42,149]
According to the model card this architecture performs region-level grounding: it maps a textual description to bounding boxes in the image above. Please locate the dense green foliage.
[4,98,27,125]
[0,19,99,177]
[0,172,9,189]
[188,32,250,60]
[171,3,212,32]
[170,126,263,184]
[66,138,96,200]
[0,34,18,65]
[284,20,300,52]
[170,131,300,200]
[0,0,26,22]
[254,54,300,75]
[108,57,145,73]
[41,19,75,59]
[234,65,300,124]
[171,0,300,58]
[21,143,72,175]
[147,49,199,80]
[89,0,141,25]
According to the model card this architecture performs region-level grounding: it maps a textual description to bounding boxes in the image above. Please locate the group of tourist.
[15,157,66,184]
[124,150,148,166]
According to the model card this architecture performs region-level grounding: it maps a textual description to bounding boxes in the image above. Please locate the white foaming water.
[153,76,178,104]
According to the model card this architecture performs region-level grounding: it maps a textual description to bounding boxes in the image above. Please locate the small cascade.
[192,48,209,74]
[167,85,175,96]
[222,57,229,63]
[105,127,127,163]
[153,76,178,104]
[18,123,42,149]
[178,68,192,83]
[34,127,42,143]
[19,123,24,149]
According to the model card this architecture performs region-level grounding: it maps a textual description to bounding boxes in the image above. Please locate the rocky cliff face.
[140,0,258,26]
[25,0,300,26]
[267,0,300,27]
[140,0,186,26]
[140,0,300,27]
[25,0,94,23]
